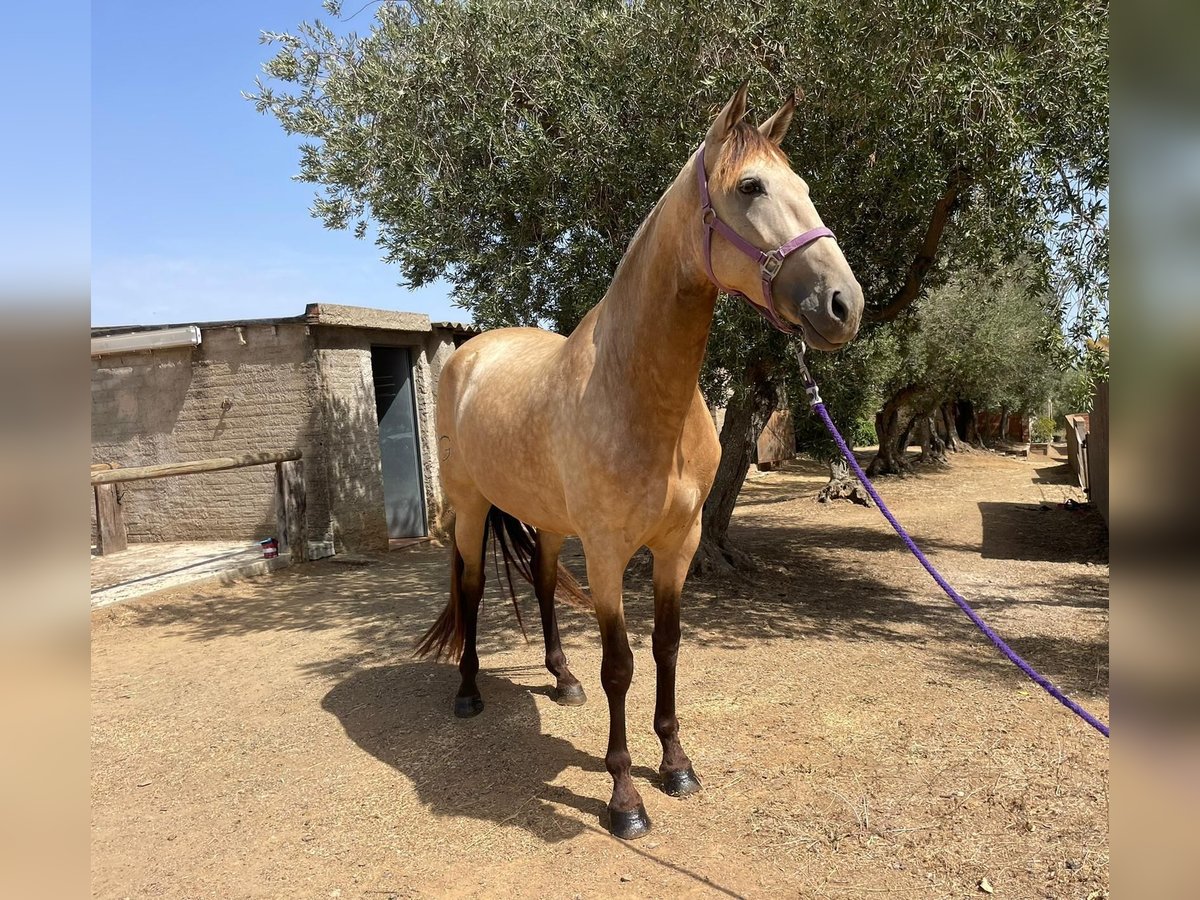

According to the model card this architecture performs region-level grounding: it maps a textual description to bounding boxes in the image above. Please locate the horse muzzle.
[781,281,863,350]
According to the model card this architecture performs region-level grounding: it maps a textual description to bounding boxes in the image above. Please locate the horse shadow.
[322,662,626,842]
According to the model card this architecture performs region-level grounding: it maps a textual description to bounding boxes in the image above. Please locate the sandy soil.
[91,447,1109,899]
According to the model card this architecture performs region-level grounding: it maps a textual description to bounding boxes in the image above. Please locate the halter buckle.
[791,339,823,406]
[761,251,784,281]
[701,207,717,226]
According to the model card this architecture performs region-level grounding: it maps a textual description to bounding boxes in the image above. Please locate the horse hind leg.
[451,496,490,718]
[533,531,586,706]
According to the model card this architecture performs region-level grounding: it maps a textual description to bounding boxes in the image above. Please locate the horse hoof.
[660,767,702,797]
[553,682,587,706]
[453,695,484,718]
[608,803,652,840]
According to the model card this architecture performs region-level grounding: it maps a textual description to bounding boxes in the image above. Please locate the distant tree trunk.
[817,458,873,506]
[897,413,919,455]
[917,412,949,465]
[940,401,961,453]
[693,371,778,576]
[867,384,923,476]
[980,406,999,445]
[998,406,1011,443]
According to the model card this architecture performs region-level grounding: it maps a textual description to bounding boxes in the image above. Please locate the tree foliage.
[903,267,1064,416]
[252,0,1108,339]
[797,264,1066,463]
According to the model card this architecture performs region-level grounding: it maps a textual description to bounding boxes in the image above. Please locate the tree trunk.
[692,373,778,576]
[897,412,919,456]
[980,405,999,446]
[939,401,961,453]
[917,412,949,465]
[866,385,923,476]
[865,167,971,324]
[817,458,873,506]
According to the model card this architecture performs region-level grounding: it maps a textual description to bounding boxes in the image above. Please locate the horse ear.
[758,93,797,146]
[704,79,750,154]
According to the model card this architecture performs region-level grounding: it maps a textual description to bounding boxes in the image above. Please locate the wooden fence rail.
[91,450,308,562]
[90,449,302,485]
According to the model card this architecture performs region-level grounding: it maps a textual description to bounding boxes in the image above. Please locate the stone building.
[91,303,476,553]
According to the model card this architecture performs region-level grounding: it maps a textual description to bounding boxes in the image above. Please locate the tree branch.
[865,167,971,324]
[1055,161,1106,242]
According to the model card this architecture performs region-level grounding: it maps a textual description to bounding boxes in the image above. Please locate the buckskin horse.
[417,82,864,839]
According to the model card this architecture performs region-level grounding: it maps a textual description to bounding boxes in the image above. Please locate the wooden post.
[274,462,288,554]
[283,459,308,562]
[94,483,127,555]
[274,459,308,563]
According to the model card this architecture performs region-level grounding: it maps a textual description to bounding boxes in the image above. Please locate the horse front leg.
[587,547,650,839]
[651,520,703,796]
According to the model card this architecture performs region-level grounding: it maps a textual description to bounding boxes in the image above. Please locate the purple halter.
[694,144,835,334]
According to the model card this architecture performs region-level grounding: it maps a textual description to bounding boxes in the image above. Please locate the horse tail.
[488,508,592,612]
[414,534,468,662]
[415,507,591,662]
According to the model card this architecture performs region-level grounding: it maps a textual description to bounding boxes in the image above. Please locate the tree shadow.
[122,504,1107,694]
[1030,461,1077,485]
[121,549,548,681]
[321,662,618,842]
[963,570,1111,612]
[940,632,1110,696]
[978,501,1109,564]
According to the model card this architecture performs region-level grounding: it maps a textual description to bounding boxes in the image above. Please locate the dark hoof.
[608,803,652,840]
[453,695,484,718]
[660,767,702,797]
[553,682,587,706]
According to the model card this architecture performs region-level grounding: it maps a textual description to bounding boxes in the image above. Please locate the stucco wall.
[91,324,329,546]
[310,329,390,552]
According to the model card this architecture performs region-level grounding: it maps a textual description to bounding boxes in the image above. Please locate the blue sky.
[2,5,89,305]
[92,1,459,326]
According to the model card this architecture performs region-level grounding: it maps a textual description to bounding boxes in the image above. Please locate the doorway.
[370,346,427,539]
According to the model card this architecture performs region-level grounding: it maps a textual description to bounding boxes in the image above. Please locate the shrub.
[1032,416,1056,443]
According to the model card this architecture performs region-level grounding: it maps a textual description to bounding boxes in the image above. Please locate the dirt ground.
[91,447,1109,899]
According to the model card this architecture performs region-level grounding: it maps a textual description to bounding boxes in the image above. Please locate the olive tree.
[864,266,1067,475]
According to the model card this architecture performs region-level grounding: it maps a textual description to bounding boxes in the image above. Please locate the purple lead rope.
[794,346,1110,738]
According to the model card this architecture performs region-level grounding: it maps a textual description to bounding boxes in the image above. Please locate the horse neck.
[588,162,717,422]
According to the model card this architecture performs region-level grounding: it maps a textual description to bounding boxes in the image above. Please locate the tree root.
[689,537,756,578]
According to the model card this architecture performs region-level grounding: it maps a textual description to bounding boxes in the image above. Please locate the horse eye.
[738,178,764,196]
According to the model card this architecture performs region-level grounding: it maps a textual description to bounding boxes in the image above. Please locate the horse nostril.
[829,290,849,325]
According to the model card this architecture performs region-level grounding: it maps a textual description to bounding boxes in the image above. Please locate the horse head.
[698,82,864,349]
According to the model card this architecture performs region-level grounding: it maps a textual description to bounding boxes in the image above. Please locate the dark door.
[370,347,427,539]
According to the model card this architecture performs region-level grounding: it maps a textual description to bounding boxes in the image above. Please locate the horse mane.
[710,121,788,191]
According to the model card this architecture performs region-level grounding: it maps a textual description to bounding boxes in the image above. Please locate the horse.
[416,82,864,839]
